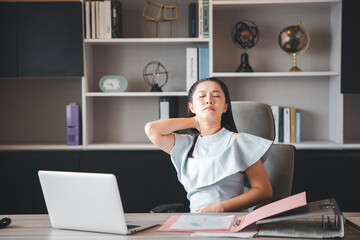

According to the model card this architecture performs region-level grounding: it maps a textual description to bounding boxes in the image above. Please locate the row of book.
[188,0,209,38]
[186,47,209,91]
[84,0,122,39]
[271,106,301,143]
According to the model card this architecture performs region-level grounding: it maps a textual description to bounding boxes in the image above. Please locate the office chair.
[151,101,295,212]
[231,101,295,206]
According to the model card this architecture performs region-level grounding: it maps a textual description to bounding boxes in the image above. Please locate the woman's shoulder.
[229,132,273,150]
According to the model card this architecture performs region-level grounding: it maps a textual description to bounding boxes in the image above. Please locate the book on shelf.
[198,0,203,38]
[186,48,198,92]
[290,108,296,143]
[271,106,301,144]
[270,106,280,143]
[279,107,284,143]
[188,2,197,38]
[198,47,209,80]
[91,0,96,38]
[203,0,209,38]
[111,0,122,38]
[98,0,111,39]
[284,107,291,143]
[296,112,301,143]
[85,0,122,39]
[198,0,209,38]
[84,0,91,39]
[96,1,100,38]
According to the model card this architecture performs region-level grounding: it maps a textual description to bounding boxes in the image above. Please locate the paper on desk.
[191,224,258,238]
[258,216,345,239]
[169,215,235,230]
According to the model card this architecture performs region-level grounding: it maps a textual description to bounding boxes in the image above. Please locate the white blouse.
[170,128,273,212]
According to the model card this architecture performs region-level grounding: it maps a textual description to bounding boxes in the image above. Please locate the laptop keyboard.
[127,224,140,230]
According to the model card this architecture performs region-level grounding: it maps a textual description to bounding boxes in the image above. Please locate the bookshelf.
[3,0,360,151]
[210,0,344,149]
[83,0,204,149]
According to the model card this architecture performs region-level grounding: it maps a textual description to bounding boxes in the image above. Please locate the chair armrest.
[150,203,184,213]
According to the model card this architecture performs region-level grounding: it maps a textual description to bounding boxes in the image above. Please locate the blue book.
[188,3,197,37]
[278,108,284,142]
[198,47,209,80]
[296,112,301,143]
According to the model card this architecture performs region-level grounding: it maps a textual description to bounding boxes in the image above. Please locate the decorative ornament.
[231,20,259,72]
[99,75,128,92]
[143,61,168,92]
[142,0,178,38]
[278,21,310,72]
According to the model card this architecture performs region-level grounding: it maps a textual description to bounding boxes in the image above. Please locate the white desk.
[1,213,360,239]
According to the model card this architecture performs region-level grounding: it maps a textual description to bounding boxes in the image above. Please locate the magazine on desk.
[157,192,344,238]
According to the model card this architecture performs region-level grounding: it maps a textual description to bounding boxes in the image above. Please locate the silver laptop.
[38,170,157,234]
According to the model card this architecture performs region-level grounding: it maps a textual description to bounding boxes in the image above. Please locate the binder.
[257,198,344,238]
[66,103,81,145]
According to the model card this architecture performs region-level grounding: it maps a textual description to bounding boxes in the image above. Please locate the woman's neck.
[199,122,222,137]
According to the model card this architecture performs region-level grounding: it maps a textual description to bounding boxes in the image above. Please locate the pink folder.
[157,191,307,232]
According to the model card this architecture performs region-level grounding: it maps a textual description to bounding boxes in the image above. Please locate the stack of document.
[157,192,345,238]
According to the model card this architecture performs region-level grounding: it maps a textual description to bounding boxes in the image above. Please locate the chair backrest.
[231,101,275,141]
[231,101,295,203]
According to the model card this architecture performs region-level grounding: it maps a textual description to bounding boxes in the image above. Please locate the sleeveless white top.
[170,128,273,212]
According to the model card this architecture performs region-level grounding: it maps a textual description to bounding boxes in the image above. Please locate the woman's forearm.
[220,186,272,212]
[144,117,198,154]
[145,118,197,137]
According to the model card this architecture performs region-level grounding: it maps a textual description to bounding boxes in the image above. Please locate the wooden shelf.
[212,0,340,6]
[84,38,209,45]
[0,144,83,151]
[85,92,188,97]
[212,71,339,78]
[84,143,157,151]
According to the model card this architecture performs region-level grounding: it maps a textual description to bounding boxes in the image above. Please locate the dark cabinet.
[80,151,148,213]
[3,149,359,214]
[341,0,360,93]
[80,151,189,213]
[0,2,83,78]
[0,150,189,214]
[0,3,17,77]
[292,150,360,212]
[0,151,80,214]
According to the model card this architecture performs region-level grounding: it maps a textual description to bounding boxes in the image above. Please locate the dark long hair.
[187,78,238,157]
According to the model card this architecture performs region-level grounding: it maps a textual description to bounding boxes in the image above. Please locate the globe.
[279,25,308,53]
[278,23,310,72]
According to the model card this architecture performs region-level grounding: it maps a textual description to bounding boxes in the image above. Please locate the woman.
[145,78,273,213]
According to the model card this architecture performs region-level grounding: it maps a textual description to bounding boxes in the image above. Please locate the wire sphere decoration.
[231,20,260,72]
[143,61,169,92]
